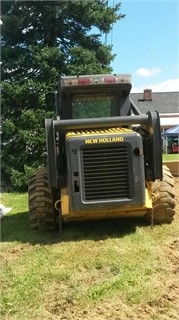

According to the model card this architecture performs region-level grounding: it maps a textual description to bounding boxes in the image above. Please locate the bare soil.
[42,178,179,320]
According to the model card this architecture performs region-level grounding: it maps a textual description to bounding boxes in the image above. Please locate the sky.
[105,0,179,92]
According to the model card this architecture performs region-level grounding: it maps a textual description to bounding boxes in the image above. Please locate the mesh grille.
[81,144,131,201]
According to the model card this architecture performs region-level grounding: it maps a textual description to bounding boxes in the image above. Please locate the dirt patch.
[44,290,179,320]
[0,245,25,262]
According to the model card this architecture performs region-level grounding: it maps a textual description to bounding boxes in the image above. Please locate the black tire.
[28,168,59,231]
[145,165,176,224]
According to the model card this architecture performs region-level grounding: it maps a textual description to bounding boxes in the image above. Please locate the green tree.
[1,0,125,191]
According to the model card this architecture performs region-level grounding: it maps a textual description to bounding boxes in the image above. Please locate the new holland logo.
[85,136,124,144]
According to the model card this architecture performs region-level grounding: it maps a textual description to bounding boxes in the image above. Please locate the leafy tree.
[1,0,125,191]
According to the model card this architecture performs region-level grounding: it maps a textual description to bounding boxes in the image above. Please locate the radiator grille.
[81,144,132,201]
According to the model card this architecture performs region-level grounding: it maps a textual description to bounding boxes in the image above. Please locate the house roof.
[130,91,179,114]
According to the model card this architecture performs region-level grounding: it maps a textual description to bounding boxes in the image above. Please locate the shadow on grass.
[1,210,148,245]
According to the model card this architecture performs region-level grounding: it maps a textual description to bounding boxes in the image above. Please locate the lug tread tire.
[146,166,176,224]
[28,168,57,230]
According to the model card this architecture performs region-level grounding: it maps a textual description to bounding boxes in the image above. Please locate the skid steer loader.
[28,74,176,231]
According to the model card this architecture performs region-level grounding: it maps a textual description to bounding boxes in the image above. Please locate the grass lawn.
[163,153,179,161]
[1,190,179,320]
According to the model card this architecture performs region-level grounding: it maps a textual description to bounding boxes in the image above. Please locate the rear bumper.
[61,187,152,222]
